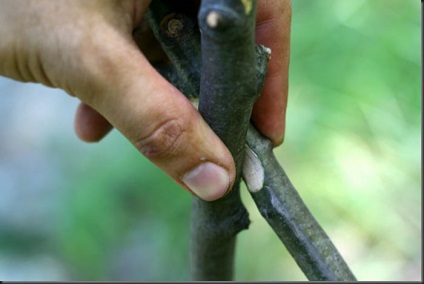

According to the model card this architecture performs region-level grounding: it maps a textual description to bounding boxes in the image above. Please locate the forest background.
[0,0,420,281]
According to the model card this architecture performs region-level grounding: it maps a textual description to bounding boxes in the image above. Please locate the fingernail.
[182,162,231,201]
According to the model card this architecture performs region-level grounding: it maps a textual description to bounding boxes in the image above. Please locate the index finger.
[252,0,291,146]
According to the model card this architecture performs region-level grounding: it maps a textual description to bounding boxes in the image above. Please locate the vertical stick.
[144,0,356,281]
[190,0,258,280]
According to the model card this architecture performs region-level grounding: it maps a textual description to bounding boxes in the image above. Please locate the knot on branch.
[166,17,184,37]
[192,204,250,240]
[159,13,196,45]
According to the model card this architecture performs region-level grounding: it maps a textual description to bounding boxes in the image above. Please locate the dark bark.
[143,0,356,281]
[144,0,201,100]
[146,0,259,280]
[190,0,258,280]
[245,126,357,281]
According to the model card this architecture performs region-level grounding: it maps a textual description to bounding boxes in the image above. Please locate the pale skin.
[0,0,291,201]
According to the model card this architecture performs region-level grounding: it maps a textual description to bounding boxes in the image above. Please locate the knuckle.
[135,117,187,160]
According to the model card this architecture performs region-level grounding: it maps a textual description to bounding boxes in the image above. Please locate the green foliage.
[235,0,421,281]
[0,0,420,281]
[53,135,191,280]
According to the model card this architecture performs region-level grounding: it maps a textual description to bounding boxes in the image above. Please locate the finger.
[253,0,291,146]
[76,31,235,202]
[74,102,113,142]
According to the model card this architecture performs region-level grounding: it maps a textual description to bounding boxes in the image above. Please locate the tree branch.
[189,0,258,280]
[244,126,357,281]
[143,0,356,281]
[146,0,258,280]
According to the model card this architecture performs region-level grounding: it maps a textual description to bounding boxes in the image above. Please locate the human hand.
[0,0,291,201]
[254,0,291,145]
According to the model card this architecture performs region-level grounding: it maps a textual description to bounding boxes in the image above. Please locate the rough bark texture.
[143,0,356,281]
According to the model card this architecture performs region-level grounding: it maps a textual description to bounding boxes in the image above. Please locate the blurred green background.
[0,0,420,281]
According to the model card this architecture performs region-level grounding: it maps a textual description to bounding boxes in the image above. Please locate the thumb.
[79,32,235,201]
